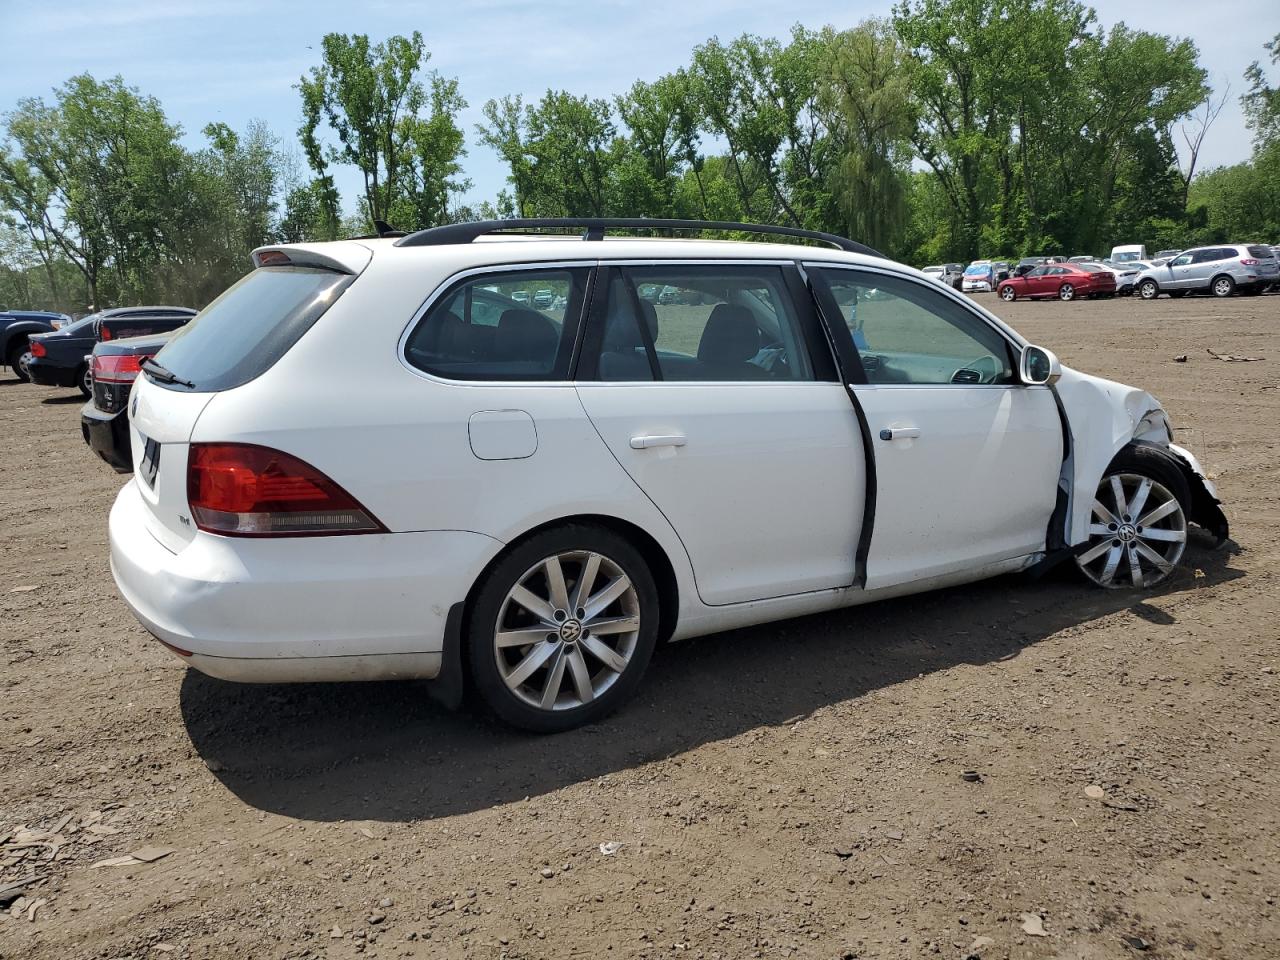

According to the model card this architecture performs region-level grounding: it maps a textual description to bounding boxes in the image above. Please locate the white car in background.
[108,218,1229,732]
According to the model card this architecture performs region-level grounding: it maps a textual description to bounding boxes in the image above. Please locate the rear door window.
[151,266,352,391]
[403,267,589,381]
[1246,245,1273,259]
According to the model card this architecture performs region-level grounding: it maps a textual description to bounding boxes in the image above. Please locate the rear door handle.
[630,434,687,449]
[878,426,921,441]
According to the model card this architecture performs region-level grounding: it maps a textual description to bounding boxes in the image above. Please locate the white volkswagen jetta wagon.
[109,219,1228,732]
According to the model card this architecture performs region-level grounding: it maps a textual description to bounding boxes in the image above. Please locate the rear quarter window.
[151,267,351,392]
[1246,245,1273,259]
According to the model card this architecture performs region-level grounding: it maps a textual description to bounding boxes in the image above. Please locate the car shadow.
[40,393,85,405]
[179,537,1243,823]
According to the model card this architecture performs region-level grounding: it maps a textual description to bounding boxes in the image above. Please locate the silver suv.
[1135,244,1279,299]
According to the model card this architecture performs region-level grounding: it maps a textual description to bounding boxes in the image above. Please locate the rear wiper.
[141,357,195,389]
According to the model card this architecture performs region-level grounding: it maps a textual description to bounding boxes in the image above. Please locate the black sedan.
[81,332,173,472]
[28,306,194,396]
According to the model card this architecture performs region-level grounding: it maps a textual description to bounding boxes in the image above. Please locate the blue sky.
[1,0,1274,217]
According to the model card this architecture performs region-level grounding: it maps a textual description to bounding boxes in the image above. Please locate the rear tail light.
[99,325,112,340]
[93,353,146,384]
[187,443,385,537]
[30,340,46,357]
[1240,258,1259,266]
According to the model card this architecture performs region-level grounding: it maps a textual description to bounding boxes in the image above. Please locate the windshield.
[151,266,351,391]
[60,316,98,335]
[964,264,991,276]
[1112,252,1141,263]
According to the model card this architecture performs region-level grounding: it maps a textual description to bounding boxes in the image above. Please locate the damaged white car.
[108,219,1228,732]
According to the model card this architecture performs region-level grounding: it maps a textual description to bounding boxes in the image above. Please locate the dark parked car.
[1013,257,1046,278]
[1,310,71,381]
[81,332,173,472]
[27,306,195,396]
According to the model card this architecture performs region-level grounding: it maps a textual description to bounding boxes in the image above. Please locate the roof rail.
[393,218,884,258]
[348,219,408,240]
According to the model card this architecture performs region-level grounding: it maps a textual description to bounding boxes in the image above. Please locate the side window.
[816,268,1017,386]
[1172,253,1194,266]
[404,267,588,381]
[590,264,819,383]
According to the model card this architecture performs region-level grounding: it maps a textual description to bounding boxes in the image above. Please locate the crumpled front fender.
[1053,367,1227,545]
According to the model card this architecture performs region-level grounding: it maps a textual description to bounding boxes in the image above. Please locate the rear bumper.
[108,479,503,682]
[81,402,133,473]
[27,358,80,387]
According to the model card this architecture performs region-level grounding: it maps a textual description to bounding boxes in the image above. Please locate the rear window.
[151,267,350,391]
[1246,245,1273,259]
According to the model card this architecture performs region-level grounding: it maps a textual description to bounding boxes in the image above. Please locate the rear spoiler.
[250,242,372,275]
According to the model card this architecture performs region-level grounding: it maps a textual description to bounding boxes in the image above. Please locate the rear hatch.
[1246,245,1278,277]
[128,246,365,552]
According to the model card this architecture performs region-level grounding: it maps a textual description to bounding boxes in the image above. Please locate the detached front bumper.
[108,479,503,682]
[81,401,133,473]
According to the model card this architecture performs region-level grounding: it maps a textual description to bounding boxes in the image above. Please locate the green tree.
[299,31,468,230]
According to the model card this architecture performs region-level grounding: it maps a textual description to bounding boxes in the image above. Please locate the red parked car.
[997,263,1116,302]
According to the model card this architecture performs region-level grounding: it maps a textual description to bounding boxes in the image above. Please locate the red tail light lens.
[187,443,385,537]
[1240,258,1259,266]
[99,325,112,340]
[93,353,146,384]
[30,340,46,357]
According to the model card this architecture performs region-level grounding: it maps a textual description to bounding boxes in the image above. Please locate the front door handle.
[630,434,687,449]
[879,426,921,441]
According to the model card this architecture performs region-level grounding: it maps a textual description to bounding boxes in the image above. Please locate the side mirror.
[1020,344,1061,385]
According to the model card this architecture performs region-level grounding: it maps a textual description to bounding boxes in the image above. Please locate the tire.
[1076,445,1191,590]
[1242,285,1263,297]
[78,363,92,398]
[1137,279,1159,300]
[1211,275,1235,298]
[6,340,32,382]
[999,285,1016,302]
[1058,283,1075,302]
[466,524,660,733]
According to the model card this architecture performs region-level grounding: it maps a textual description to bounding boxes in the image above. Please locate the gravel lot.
[2,292,1278,960]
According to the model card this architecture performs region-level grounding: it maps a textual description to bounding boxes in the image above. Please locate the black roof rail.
[393,218,884,258]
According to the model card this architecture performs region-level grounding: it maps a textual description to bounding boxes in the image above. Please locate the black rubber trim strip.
[395,218,885,258]
[800,262,876,587]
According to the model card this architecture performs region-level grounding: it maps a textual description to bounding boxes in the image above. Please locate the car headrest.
[603,294,660,353]
[697,303,759,365]
[498,309,559,361]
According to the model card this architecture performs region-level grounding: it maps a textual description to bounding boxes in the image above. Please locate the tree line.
[2,0,1278,314]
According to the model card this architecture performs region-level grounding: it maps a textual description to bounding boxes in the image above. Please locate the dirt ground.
[2,292,1278,960]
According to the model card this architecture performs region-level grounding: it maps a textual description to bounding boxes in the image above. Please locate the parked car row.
[925,242,1279,304]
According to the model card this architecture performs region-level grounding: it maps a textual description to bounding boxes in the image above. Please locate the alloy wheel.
[1059,283,1075,301]
[81,365,93,396]
[1076,472,1187,589]
[1212,277,1233,298]
[493,550,641,711]
[1139,281,1158,300]
[1000,286,1016,301]
[17,348,33,379]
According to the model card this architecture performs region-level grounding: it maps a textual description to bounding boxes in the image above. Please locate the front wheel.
[1058,283,1075,302]
[1211,275,1235,298]
[1137,280,1159,300]
[999,285,1016,302]
[1076,448,1190,590]
[7,341,32,382]
[467,525,659,732]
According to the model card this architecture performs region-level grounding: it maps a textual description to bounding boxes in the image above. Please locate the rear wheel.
[6,340,32,382]
[1211,275,1235,298]
[1058,283,1075,302]
[78,363,92,397]
[467,525,659,732]
[1137,279,1159,300]
[1076,447,1190,590]
[999,285,1016,302]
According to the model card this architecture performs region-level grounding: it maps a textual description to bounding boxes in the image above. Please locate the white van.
[1110,244,1148,264]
